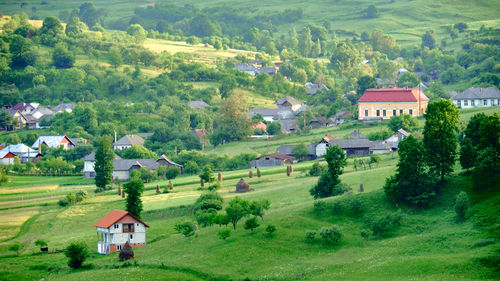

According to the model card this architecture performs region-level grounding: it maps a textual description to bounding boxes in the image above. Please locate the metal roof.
[32,135,74,148]
[452,87,500,100]
[93,209,149,228]
[113,135,145,146]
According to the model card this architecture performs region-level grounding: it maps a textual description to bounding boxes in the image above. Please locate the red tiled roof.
[268,153,294,160]
[93,210,149,228]
[358,88,429,103]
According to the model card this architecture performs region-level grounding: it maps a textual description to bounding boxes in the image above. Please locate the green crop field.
[0,107,499,280]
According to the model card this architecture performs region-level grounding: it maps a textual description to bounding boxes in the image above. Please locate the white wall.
[113,171,130,181]
[83,160,95,173]
[316,143,327,157]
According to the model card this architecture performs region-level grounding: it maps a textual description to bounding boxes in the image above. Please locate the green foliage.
[396,72,419,88]
[94,136,114,192]
[174,221,195,237]
[195,209,217,227]
[199,164,215,183]
[367,129,392,141]
[165,166,181,180]
[208,181,221,191]
[310,145,347,199]
[123,179,144,218]
[249,199,270,220]
[184,161,200,175]
[305,231,316,241]
[455,191,470,222]
[473,146,499,190]
[421,30,436,49]
[319,226,342,243]
[356,75,376,95]
[39,16,65,46]
[34,239,48,248]
[384,136,436,208]
[218,229,231,241]
[265,224,277,236]
[308,161,325,177]
[65,242,88,269]
[266,122,282,135]
[423,99,460,183]
[65,17,88,37]
[53,43,75,69]
[8,242,20,256]
[459,138,475,172]
[120,145,157,159]
[225,197,250,230]
[244,217,260,232]
[365,5,379,18]
[292,143,309,161]
[126,24,147,43]
[366,213,402,237]
[9,34,38,67]
[388,114,418,132]
[139,167,156,183]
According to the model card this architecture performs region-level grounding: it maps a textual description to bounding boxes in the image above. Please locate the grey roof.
[114,135,145,146]
[234,63,258,72]
[274,96,303,107]
[258,67,277,75]
[0,144,35,154]
[158,154,183,168]
[250,108,295,120]
[32,135,74,148]
[349,131,366,139]
[370,141,388,150]
[276,144,316,155]
[113,159,157,171]
[304,82,328,95]
[328,139,372,149]
[452,87,500,100]
[51,103,75,113]
[188,100,209,109]
[279,119,298,133]
[83,152,122,161]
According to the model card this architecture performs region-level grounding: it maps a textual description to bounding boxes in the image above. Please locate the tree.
[396,72,419,88]
[8,242,20,256]
[288,28,299,50]
[310,145,347,199]
[299,27,313,57]
[39,16,64,46]
[249,199,270,221]
[388,114,418,132]
[423,99,460,183]
[453,22,468,32]
[365,5,379,18]
[244,217,260,232]
[9,35,37,67]
[357,75,376,95]
[165,166,180,180]
[126,24,147,43]
[459,138,475,173]
[65,17,87,37]
[199,164,214,183]
[213,90,252,144]
[34,239,48,251]
[174,221,195,237]
[320,226,342,243]
[218,229,231,241]
[94,136,114,192]
[265,224,277,236]
[123,179,144,218]
[108,47,123,68]
[53,43,75,68]
[65,242,88,269]
[421,30,436,50]
[330,42,359,79]
[225,197,250,230]
[292,143,310,161]
[120,145,157,159]
[184,161,200,175]
[267,122,281,135]
[78,3,106,28]
[0,109,15,130]
[454,191,469,222]
[473,147,499,190]
[384,136,436,208]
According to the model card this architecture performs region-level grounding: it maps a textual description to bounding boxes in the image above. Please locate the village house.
[83,152,122,179]
[383,129,410,151]
[113,134,145,150]
[304,82,328,95]
[7,109,27,129]
[451,87,500,108]
[190,128,210,148]
[188,100,209,110]
[233,63,277,76]
[12,103,40,115]
[94,210,149,254]
[357,87,429,121]
[25,107,54,129]
[276,144,317,161]
[0,144,41,165]
[50,103,75,114]
[315,135,336,157]
[274,96,304,112]
[349,130,366,139]
[309,117,327,129]
[250,153,294,168]
[32,135,75,150]
[249,108,295,122]
[279,119,298,134]
[327,139,373,157]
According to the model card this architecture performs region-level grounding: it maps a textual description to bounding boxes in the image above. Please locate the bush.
[34,239,47,248]
[208,182,221,192]
[8,242,20,256]
[455,191,470,222]
[244,217,260,232]
[174,221,195,237]
[332,200,344,214]
[195,192,223,211]
[346,196,365,216]
[65,242,88,269]
[305,231,316,241]
[58,198,69,207]
[218,229,231,241]
[308,161,325,176]
[265,224,277,236]
[75,190,88,202]
[366,213,402,237]
[473,238,496,248]
[194,209,216,227]
[313,200,327,212]
[165,166,180,180]
[319,226,342,244]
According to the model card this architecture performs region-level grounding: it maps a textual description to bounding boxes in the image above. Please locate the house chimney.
[114,131,117,143]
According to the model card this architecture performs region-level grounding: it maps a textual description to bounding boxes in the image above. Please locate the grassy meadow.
[0,107,499,280]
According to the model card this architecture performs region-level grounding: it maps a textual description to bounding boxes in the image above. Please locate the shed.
[250,153,294,168]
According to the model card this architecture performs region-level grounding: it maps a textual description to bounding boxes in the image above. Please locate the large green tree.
[225,197,250,230]
[211,90,252,145]
[9,35,37,67]
[123,179,144,218]
[94,136,114,192]
[423,99,460,183]
[309,145,347,199]
[39,16,65,46]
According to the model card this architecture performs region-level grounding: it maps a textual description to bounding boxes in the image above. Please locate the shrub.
[65,242,88,269]
[313,200,327,212]
[195,209,216,227]
[165,166,180,180]
[195,192,223,211]
[332,200,344,214]
[306,231,316,241]
[367,213,402,237]
[208,182,221,192]
[455,191,470,222]
[346,196,365,216]
[473,238,496,248]
[218,229,231,241]
[212,214,230,227]
[244,217,260,232]
[75,190,88,202]
[174,221,195,237]
[58,198,69,207]
[8,242,20,256]
[265,224,277,236]
[308,161,325,177]
[34,239,47,249]
[319,226,342,244]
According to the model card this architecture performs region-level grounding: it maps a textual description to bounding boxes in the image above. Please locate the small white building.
[383,129,410,151]
[32,135,75,150]
[93,210,149,254]
[452,87,500,109]
[113,134,145,150]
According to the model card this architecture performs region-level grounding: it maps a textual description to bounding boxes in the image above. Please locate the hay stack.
[118,186,122,196]
[359,184,364,193]
[156,184,161,193]
[122,192,125,198]
[236,178,250,193]
[257,168,261,178]
[169,180,173,190]
[249,170,253,178]
[200,179,204,187]
[286,165,291,176]
[119,241,134,262]
[218,172,223,182]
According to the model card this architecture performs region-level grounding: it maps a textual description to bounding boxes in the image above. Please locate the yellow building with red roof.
[357,87,429,121]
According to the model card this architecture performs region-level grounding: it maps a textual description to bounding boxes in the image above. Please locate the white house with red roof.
[93,210,149,254]
[357,87,429,121]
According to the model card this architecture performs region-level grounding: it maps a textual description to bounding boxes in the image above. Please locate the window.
[464,100,468,106]
[364,109,369,117]
[117,245,121,250]
[484,99,487,105]
[382,109,386,117]
[392,109,396,116]
[130,234,133,240]
[409,109,413,115]
[114,224,119,229]
[376,110,380,117]
[123,224,134,233]
[136,223,139,226]
[400,109,403,115]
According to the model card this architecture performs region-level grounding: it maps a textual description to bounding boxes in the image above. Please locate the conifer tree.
[95,136,114,192]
